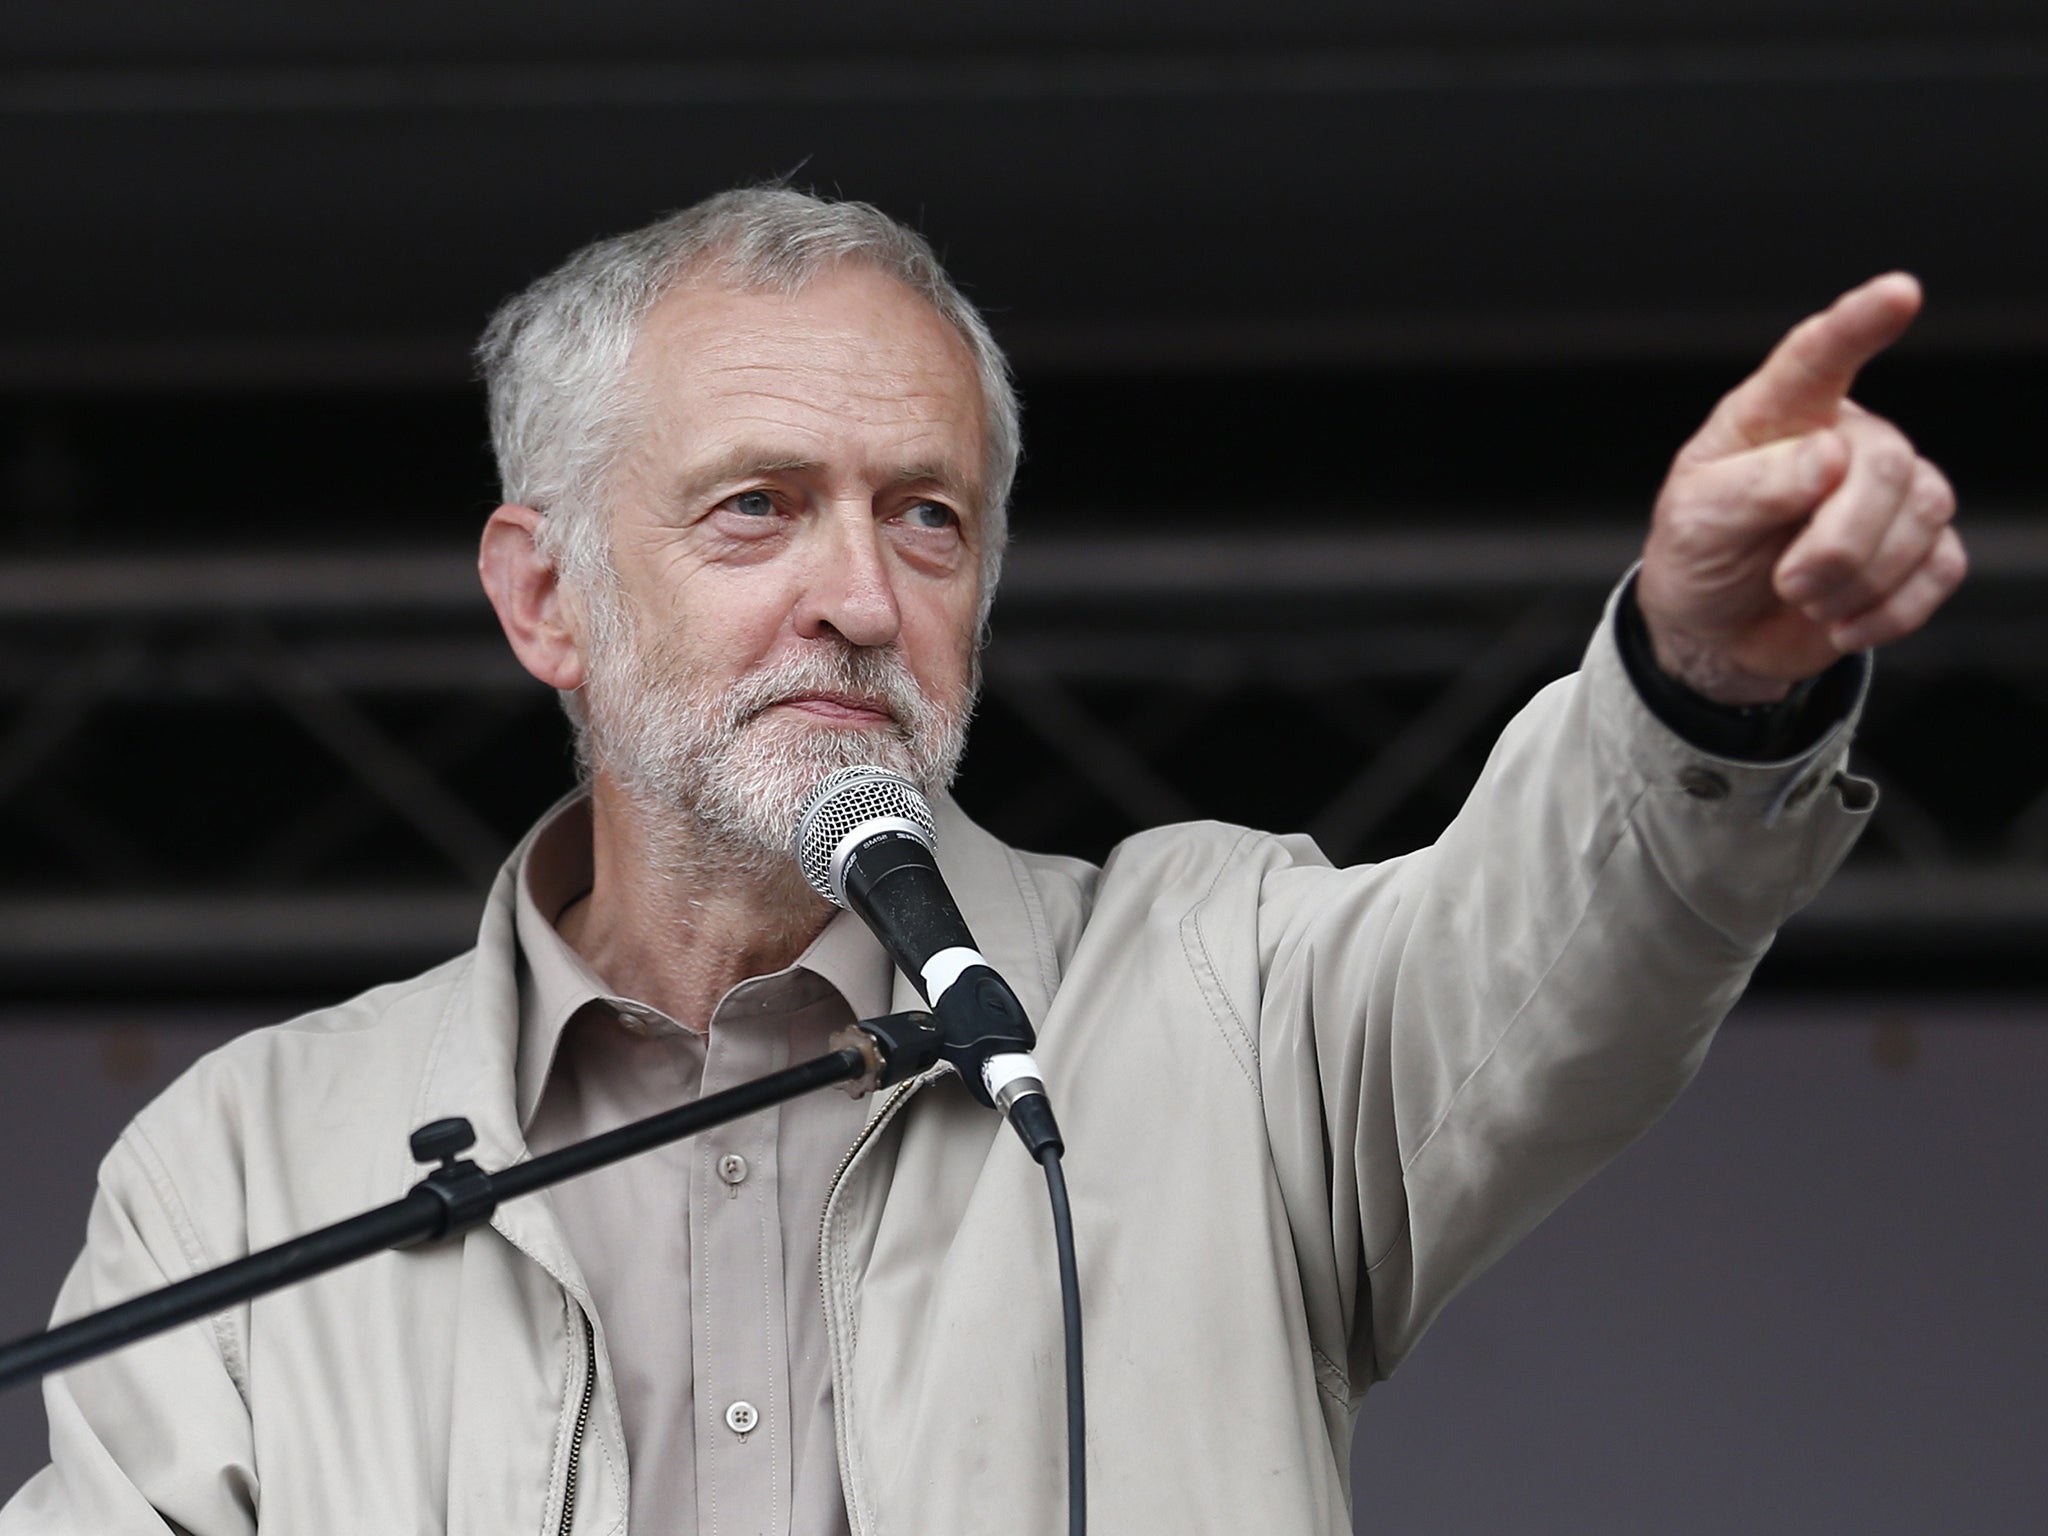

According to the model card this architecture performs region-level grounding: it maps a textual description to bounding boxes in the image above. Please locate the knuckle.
[1707,385,1751,432]
[1894,484,1949,542]
[1861,439,1914,490]
[1934,534,1970,586]
[1789,311,1835,353]
[1801,535,1861,577]
[1917,465,1958,522]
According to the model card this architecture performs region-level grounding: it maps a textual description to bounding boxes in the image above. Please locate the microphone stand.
[0,1010,945,1396]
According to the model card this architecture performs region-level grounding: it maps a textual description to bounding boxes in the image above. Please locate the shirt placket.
[693,982,794,1536]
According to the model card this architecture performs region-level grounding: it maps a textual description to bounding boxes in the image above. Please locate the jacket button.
[725,1400,759,1435]
[1678,767,1731,801]
[717,1153,748,1186]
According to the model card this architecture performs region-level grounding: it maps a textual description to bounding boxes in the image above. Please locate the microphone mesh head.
[793,766,938,907]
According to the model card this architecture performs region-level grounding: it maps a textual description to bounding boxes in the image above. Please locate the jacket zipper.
[818,1069,940,1536]
[556,1305,597,1536]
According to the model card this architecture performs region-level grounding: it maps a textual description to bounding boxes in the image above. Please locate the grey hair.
[477,187,1020,618]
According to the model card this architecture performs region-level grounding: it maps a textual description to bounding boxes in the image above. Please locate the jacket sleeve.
[0,1121,258,1534]
[1247,584,1873,1390]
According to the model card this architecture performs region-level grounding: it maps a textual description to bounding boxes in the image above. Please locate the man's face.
[575,263,988,866]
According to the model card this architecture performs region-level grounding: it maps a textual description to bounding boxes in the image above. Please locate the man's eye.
[728,490,776,517]
[903,500,957,530]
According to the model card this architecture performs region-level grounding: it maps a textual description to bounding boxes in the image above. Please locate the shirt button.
[717,1153,749,1186]
[1678,766,1731,801]
[725,1400,759,1435]
[612,1001,658,1030]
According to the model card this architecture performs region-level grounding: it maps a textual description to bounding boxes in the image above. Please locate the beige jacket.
[0,611,1871,1535]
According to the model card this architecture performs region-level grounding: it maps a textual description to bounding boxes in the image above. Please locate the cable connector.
[1002,1085,1065,1161]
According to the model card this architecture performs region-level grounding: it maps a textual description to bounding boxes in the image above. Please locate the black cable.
[1038,1145,1086,1536]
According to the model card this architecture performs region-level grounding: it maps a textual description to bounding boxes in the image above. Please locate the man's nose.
[795,513,902,649]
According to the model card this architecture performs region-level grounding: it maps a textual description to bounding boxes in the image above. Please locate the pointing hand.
[1636,273,1965,704]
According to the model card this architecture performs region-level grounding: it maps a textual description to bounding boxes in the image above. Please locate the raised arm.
[1253,276,1964,1389]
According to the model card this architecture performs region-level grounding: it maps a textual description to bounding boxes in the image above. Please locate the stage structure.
[0,522,2041,994]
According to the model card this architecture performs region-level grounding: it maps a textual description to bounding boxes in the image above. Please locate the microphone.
[794,766,1062,1157]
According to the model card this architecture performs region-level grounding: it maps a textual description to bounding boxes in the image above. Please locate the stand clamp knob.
[410,1117,476,1167]
[402,1117,498,1246]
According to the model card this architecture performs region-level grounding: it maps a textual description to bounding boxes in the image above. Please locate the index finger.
[1689,272,1922,460]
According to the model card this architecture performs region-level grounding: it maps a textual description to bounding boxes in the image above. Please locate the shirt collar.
[511,793,893,1130]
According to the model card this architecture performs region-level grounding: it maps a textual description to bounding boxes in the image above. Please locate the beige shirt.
[513,798,885,1536]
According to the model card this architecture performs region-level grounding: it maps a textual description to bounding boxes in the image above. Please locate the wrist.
[1645,625,1795,707]
[1615,575,1852,763]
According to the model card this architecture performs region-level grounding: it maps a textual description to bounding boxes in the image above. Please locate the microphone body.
[796,769,1062,1153]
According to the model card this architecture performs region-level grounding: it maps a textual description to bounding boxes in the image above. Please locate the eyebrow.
[674,449,822,506]
[675,449,982,510]
[891,458,981,507]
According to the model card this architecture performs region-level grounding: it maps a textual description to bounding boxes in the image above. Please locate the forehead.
[624,264,987,485]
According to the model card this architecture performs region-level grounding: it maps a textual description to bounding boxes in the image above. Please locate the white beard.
[577,585,974,878]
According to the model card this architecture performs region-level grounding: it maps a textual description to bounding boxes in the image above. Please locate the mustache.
[726,647,933,731]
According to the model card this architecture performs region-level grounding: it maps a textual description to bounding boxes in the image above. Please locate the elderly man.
[2,188,1961,1534]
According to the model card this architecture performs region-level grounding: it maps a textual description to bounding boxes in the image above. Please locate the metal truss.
[1,519,2043,989]
[986,521,2048,971]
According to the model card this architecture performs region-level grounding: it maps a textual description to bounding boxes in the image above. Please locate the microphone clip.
[930,965,1039,1109]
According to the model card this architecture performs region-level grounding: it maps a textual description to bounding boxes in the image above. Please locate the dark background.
[3,0,2046,999]
[0,3,2042,1529]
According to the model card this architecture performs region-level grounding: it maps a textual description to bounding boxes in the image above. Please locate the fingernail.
[1781,569,1818,601]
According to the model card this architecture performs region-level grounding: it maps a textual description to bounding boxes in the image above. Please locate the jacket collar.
[410,789,1056,1276]
[898,792,1056,1027]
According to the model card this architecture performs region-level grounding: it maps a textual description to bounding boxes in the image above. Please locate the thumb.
[1687,272,1922,461]
[1665,427,1850,538]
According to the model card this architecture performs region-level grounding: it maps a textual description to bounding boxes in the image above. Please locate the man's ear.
[479,505,588,692]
